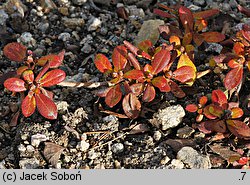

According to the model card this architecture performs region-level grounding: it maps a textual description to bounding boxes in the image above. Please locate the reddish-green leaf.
[185,104,198,112]
[123,41,151,60]
[39,69,66,87]
[128,53,141,70]
[193,32,204,46]
[224,66,243,90]
[3,42,27,62]
[112,45,128,72]
[152,76,170,92]
[238,5,250,18]
[151,49,171,74]
[105,84,122,108]
[193,9,220,19]
[199,96,208,106]
[233,42,245,55]
[169,80,186,98]
[226,120,250,139]
[21,91,36,117]
[179,6,194,33]
[153,8,176,19]
[94,53,112,73]
[137,40,153,53]
[124,70,144,80]
[37,54,62,68]
[22,70,34,84]
[142,84,155,102]
[211,89,228,107]
[40,87,54,99]
[130,83,144,96]
[4,78,26,92]
[122,93,141,119]
[242,26,250,42]
[198,120,227,134]
[204,104,224,119]
[172,66,196,83]
[17,66,29,76]
[182,32,193,46]
[35,93,58,119]
[177,54,196,72]
[201,32,225,43]
[230,107,244,119]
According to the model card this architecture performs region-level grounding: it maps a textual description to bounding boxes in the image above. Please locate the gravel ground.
[0,0,249,169]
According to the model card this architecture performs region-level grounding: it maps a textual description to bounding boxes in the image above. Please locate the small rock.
[177,147,211,169]
[87,17,102,31]
[0,9,8,26]
[38,22,49,33]
[171,159,184,169]
[31,134,47,147]
[78,141,90,152]
[177,126,195,139]
[26,145,35,153]
[81,43,92,54]
[229,0,238,8]
[150,104,185,131]
[193,0,205,6]
[205,43,223,54]
[103,115,118,123]
[72,0,87,5]
[221,3,231,12]
[40,0,57,13]
[135,19,164,46]
[127,5,145,18]
[62,17,85,29]
[188,4,201,12]
[111,143,124,154]
[19,158,40,169]
[17,32,36,48]
[87,150,99,160]
[0,160,6,169]
[58,7,69,16]
[18,144,26,153]
[58,32,71,42]
[160,156,171,165]
[153,131,162,141]
[4,0,27,17]
[21,134,28,141]
[56,101,69,114]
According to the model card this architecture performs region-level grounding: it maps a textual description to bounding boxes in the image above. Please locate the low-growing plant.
[2,42,66,120]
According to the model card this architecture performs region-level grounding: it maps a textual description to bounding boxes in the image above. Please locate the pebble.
[153,131,162,141]
[150,104,185,131]
[72,0,87,5]
[31,134,47,147]
[177,126,195,139]
[188,4,201,12]
[58,32,71,42]
[177,147,211,169]
[81,43,92,54]
[127,5,145,18]
[17,144,26,153]
[111,143,124,154]
[193,0,205,6]
[205,43,223,54]
[62,17,85,29]
[26,145,35,153]
[19,158,40,169]
[87,150,99,160]
[103,115,118,123]
[0,9,8,26]
[0,160,6,169]
[160,156,171,165]
[87,17,102,31]
[171,159,184,169]
[38,22,49,33]
[17,32,37,48]
[78,140,90,152]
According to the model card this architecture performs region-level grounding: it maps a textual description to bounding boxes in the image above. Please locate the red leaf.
[22,69,34,84]
[123,41,151,60]
[151,49,171,74]
[230,107,244,119]
[238,5,250,17]
[122,93,141,119]
[3,42,27,62]
[201,32,225,43]
[39,69,66,87]
[153,8,177,19]
[224,66,243,90]
[151,76,170,92]
[35,93,58,119]
[169,80,186,98]
[4,78,26,92]
[124,69,144,80]
[128,53,141,70]
[130,83,144,96]
[198,120,227,134]
[233,42,245,55]
[137,40,153,53]
[105,84,122,108]
[16,66,29,76]
[94,53,112,73]
[179,6,194,33]
[112,45,128,72]
[226,120,250,139]
[185,104,198,112]
[172,66,196,83]
[228,59,240,69]
[193,9,220,19]
[40,88,54,99]
[142,84,155,102]
[211,89,228,107]
[21,91,36,117]
[93,87,112,97]
[37,54,62,68]
[204,104,224,119]
[199,96,208,106]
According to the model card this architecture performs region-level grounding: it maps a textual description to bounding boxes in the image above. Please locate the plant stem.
[58,80,112,89]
